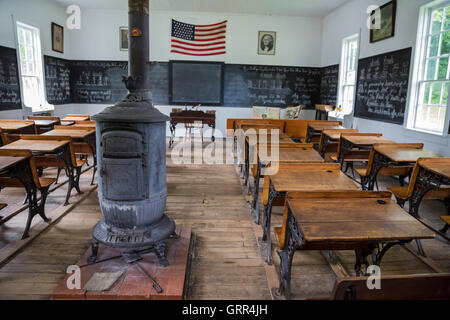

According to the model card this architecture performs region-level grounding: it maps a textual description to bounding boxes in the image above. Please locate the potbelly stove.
[88,0,175,267]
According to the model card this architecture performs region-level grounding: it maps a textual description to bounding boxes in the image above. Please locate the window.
[16,21,46,111]
[337,34,360,117]
[409,2,450,135]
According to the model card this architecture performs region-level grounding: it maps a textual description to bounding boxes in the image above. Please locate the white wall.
[65,9,323,133]
[322,0,450,156]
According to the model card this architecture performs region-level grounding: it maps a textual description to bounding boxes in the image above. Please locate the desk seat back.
[331,273,450,300]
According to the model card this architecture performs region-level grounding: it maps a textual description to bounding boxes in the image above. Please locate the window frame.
[13,18,51,113]
[407,0,450,136]
[336,33,360,119]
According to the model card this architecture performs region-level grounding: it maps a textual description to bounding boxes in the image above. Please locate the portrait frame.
[51,23,64,53]
[370,0,397,43]
[120,27,129,51]
[258,31,276,55]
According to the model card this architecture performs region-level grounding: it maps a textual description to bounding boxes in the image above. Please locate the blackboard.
[320,64,339,106]
[70,60,128,104]
[169,61,224,106]
[0,46,21,110]
[354,48,412,125]
[44,55,71,105]
[149,62,169,105]
[224,64,322,109]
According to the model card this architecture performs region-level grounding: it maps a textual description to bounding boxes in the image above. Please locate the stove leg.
[88,240,99,264]
[155,241,169,267]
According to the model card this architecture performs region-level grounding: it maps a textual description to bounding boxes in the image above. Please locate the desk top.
[261,147,324,163]
[323,129,359,141]
[375,146,441,163]
[0,139,68,153]
[418,158,450,179]
[0,121,34,131]
[308,124,345,132]
[270,165,359,192]
[288,197,435,243]
[60,121,75,126]
[343,135,393,147]
[0,156,28,172]
[62,116,90,122]
[33,119,59,126]
[240,123,282,131]
[71,123,96,128]
[42,128,95,139]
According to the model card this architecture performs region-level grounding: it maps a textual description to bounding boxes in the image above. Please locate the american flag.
[171,19,227,56]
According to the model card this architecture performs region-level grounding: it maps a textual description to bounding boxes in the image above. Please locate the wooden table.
[339,135,393,167]
[320,129,358,157]
[366,145,442,191]
[251,146,324,224]
[306,123,345,143]
[274,192,435,300]
[0,121,35,134]
[262,163,359,264]
[0,139,73,204]
[42,128,97,186]
[169,110,215,148]
[241,130,295,189]
[62,116,90,122]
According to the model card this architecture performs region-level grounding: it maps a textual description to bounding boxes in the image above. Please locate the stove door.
[101,157,146,201]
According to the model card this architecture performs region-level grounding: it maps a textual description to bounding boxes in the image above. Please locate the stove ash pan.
[97,121,167,230]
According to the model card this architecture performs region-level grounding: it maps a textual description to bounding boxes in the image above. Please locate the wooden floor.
[0,140,449,300]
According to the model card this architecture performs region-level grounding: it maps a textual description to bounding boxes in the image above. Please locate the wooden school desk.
[273,191,435,300]
[261,163,359,264]
[0,120,35,134]
[306,122,344,144]
[251,145,323,224]
[365,144,442,191]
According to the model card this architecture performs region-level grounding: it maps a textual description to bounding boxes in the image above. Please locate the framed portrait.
[370,0,397,43]
[258,31,276,55]
[120,27,129,51]
[51,23,64,53]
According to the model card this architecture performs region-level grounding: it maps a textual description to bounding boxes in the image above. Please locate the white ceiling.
[54,0,350,18]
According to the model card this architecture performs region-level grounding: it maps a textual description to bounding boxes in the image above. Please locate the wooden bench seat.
[327,273,450,300]
[441,216,450,233]
[388,160,450,207]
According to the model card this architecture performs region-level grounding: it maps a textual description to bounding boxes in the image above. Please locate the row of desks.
[235,121,447,299]
[0,116,90,134]
[0,126,96,238]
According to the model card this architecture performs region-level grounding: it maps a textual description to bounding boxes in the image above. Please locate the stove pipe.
[90,0,175,267]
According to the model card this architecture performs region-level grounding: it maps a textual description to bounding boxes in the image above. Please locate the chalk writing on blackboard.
[0,46,21,110]
[354,48,412,125]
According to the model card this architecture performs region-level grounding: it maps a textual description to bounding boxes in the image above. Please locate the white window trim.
[406,0,450,137]
[11,15,53,114]
[335,32,361,119]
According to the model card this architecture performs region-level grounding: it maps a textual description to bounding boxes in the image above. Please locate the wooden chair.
[0,149,56,238]
[19,135,87,205]
[356,143,420,190]
[327,273,450,300]
[315,104,335,120]
[388,160,450,209]
[330,133,381,175]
